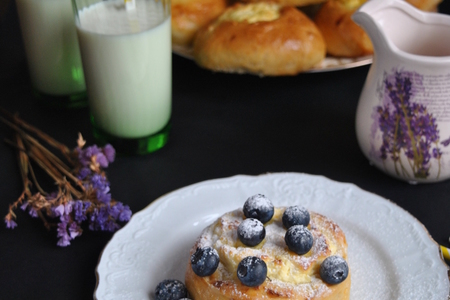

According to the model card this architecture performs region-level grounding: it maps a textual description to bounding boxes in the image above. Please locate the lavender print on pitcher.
[352,0,450,183]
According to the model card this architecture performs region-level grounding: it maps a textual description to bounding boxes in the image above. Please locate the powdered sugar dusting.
[245,194,273,211]
[283,205,310,228]
[238,218,264,239]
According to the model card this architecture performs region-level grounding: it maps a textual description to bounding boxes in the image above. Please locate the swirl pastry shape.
[185,207,351,299]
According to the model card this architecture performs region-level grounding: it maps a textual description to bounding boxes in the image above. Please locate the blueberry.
[243,194,274,224]
[320,255,349,284]
[155,279,188,300]
[237,256,267,287]
[284,225,313,255]
[282,206,310,229]
[190,246,220,277]
[238,218,266,247]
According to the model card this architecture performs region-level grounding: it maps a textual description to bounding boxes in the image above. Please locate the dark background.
[1,1,450,299]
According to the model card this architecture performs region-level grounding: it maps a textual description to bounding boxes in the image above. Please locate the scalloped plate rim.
[172,45,373,74]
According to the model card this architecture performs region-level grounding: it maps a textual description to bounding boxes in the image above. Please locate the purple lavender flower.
[90,174,112,204]
[56,216,71,247]
[20,201,39,218]
[28,207,38,218]
[73,200,91,223]
[109,202,132,222]
[68,222,82,239]
[52,204,65,218]
[5,218,17,229]
[90,174,107,189]
[104,219,120,232]
[96,152,109,168]
[78,144,115,168]
[64,202,73,215]
[78,145,101,167]
[97,191,111,204]
[103,144,116,163]
[77,167,91,180]
[89,206,109,231]
[88,202,132,232]
[20,202,28,211]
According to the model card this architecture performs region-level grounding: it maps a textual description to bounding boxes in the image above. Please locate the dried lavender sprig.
[2,109,132,246]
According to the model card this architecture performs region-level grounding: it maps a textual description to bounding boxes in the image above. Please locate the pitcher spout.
[353,0,450,58]
[351,0,393,55]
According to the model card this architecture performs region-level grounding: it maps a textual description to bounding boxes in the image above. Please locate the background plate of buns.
[171,0,442,75]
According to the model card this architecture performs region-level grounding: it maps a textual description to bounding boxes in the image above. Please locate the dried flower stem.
[0,107,72,160]
[1,115,84,197]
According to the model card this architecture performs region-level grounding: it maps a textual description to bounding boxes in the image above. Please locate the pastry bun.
[192,3,326,75]
[313,0,442,58]
[172,0,228,46]
[405,0,442,12]
[314,0,373,57]
[240,0,327,9]
[185,207,351,299]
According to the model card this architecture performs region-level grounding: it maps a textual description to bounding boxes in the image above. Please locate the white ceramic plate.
[95,173,449,300]
[172,45,373,74]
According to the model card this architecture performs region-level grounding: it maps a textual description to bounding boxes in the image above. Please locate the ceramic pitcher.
[352,0,450,183]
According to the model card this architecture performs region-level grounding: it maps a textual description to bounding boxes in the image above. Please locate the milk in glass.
[16,0,86,96]
[75,0,171,139]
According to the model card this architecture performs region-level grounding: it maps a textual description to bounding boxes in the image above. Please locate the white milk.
[76,0,171,139]
[16,0,86,96]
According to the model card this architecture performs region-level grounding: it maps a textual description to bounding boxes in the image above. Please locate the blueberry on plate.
[282,206,310,229]
[284,225,313,255]
[155,279,188,300]
[237,256,267,287]
[191,246,220,277]
[320,255,349,284]
[238,218,266,247]
[243,194,274,224]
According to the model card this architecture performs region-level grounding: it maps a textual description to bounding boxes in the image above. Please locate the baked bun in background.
[185,207,351,299]
[240,0,326,9]
[192,3,326,76]
[314,0,373,58]
[405,0,443,12]
[313,0,443,58]
[172,0,228,46]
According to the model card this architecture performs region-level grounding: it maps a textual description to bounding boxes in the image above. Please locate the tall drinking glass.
[16,0,87,108]
[72,0,171,155]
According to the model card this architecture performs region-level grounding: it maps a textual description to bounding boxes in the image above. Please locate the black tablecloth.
[1,1,450,299]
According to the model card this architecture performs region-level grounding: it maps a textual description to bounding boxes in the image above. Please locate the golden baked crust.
[240,0,327,9]
[313,0,441,58]
[192,3,326,76]
[405,0,442,12]
[185,207,351,299]
[314,0,373,57]
[172,0,228,46]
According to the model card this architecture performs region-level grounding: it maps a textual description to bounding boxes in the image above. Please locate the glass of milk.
[73,0,171,155]
[16,0,87,108]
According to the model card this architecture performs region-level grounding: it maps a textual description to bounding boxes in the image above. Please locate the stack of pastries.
[171,0,442,75]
